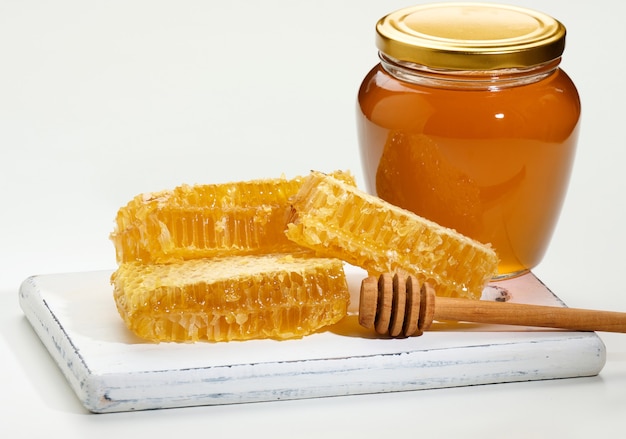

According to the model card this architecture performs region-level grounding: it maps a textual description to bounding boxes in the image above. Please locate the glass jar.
[357,3,581,279]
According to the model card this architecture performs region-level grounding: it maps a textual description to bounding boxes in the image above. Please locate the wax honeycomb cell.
[111,254,350,342]
[286,172,498,300]
[111,172,355,264]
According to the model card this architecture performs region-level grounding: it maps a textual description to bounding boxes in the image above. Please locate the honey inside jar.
[356,3,581,278]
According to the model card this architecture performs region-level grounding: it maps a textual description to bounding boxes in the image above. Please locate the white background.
[1,0,625,437]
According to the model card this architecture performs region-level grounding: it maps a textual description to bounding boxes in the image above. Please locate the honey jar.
[357,3,581,279]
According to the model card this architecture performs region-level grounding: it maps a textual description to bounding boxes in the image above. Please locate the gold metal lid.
[376,3,566,70]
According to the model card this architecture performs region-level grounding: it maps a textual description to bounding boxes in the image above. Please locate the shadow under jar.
[357,3,581,280]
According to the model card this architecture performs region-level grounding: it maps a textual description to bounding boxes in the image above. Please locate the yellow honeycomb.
[111,254,350,342]
[111,172,355,264]
[286,172,498,300]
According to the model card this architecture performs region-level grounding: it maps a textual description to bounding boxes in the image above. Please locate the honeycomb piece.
[111,171,355,264]
[376,132,483,238]
[111,254,350,342]
[286,172,499,300]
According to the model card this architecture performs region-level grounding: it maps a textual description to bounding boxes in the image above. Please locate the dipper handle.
[359,273,626,337]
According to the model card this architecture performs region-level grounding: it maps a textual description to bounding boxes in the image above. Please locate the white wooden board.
[18,266,606,413]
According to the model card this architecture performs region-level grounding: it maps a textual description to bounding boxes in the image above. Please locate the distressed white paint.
[18,267,606,413]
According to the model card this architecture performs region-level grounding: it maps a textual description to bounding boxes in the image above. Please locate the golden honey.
[357,3,581,278]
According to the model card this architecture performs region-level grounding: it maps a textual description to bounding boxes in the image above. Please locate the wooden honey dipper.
[359,273,626,337]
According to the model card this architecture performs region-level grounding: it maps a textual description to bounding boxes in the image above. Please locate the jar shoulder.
[357,64,580,138]
[359,64,579,100]
[358,64,580,118]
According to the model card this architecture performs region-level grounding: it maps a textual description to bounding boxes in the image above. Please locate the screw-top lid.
[376,3,566,70]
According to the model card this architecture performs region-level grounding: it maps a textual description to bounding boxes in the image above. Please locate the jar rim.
[376,2,566,70]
